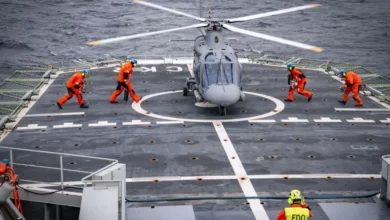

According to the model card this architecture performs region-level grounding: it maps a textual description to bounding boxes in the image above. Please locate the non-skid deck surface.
[2,64,390,219]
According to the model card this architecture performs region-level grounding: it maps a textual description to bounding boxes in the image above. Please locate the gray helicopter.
[88,0,323,116]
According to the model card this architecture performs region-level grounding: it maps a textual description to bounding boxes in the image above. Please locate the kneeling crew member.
[285,63,313,102]
[338,69,363,107]
[110,59,142,103]
[57,69,90,109]
[277,189,312,220]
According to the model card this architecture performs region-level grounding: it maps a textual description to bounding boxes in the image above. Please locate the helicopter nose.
[203,84,241,107]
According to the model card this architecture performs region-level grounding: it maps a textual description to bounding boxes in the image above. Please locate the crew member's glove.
[339,85,346,92]
[291,80,298,88]
[81,88,86,93]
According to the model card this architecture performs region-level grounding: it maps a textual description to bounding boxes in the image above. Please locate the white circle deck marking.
[132,90,285,123]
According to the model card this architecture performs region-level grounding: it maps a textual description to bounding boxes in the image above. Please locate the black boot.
[80,103,89,108]
[338,100,347,105]
[308,94,313,102]
[57,102,62,109]
[284,99,293,102]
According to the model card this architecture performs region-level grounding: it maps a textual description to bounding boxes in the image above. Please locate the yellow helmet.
[288,189,304,205]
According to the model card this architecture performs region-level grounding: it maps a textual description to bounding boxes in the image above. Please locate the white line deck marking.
[313,117,342,123]
[88,121,117,127]
[213,122,269,220]
[156,121,184,124]
[248,119,276,123]
[122,120,150,125]
[17,124,47,130]
[281,117,309,122]
[380,118,390,123]
[53,123,82,128]
[335,108,390,112]
[132,90,284,123]
[346,118,376,123]
[24,112,85,117]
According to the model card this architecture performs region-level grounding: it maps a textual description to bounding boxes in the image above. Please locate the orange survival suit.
[341,71,363,106]
[110,62,141,103]
[286,67,313,102]
[57,71,89,109]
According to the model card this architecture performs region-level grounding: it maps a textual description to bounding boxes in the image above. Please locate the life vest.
[285,207,310,220]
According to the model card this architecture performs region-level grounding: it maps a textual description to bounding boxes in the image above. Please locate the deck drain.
[263,98,267,101]
[347,155,356,159]
[250,123,254,126]
[331,138,337,141]
[78,128,82,130]
[142,81,147,83]
[367,138,375,141]
[246,202,250,205]
[41,130,46,132]
[112,141,118,144]
[308,155,316,159]
[144,100,150,103]
[68,162,76,165]
[316,123,322,126]
[177,111,184,114]
[240,110,247,113]
[153,180,159,183]
[350,123,355,126]
[150,158,158,162]
[255,88,260,91]
[181,124,187,127]
[191,157,199,160]
[240,177,246,181]
[173,100,181,103]
[257,138,264,141]
[260,202,265,205]
[146,111,151,115]
[231,156,236,159]
[326,176,332,179]
[151,206,155,208]
[47,116,51,118]
[74,144,80,147]
[283,123,288,126]
[169,80,175,83]
[304,110,309,112]
[283,176,289,180]
[148,140,155,144]
[185,139,193,143]
[143,89,148,92]
[35,146,41,149]
[148,125,152,128]
[197,178,203,181]
[114,113,119,116]
[295,138,301,141]
[268,155,278,159]
[321,98,327,101]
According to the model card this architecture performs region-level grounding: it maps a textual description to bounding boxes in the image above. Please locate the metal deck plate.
[1,64,389,219]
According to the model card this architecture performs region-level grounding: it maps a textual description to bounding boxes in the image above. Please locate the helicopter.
[87,0,323,116]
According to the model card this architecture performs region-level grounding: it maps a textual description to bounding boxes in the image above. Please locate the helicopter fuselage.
[188,28,244,108]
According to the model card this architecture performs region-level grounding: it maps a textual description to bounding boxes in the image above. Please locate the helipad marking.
[53,123,82,128]
[313,117,342,123]
[335,108,390,112]
[132,90,285,123]
[248,119,276,123]
[213,122,269,220]
[380,118,390,123]
[17,124,47,130]
[346,118,375,123]
[88,121,116,127]
[123,120,150,125]
[281,117,309,122]
[156,121,184,124]
[24,112,85,117]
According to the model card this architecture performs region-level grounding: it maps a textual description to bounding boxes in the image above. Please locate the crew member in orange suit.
[338,69,363,106]
[277,189,312,220]
[110,59,142,103]
[285,63,313,102]
[57,69,90,109]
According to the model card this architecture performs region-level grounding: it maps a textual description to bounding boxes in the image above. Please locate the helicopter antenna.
[199,0,203,18]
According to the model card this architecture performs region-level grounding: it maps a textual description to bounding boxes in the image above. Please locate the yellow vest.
[285,207,310,220]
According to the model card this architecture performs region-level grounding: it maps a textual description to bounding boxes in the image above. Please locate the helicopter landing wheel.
[183,87,188,96]
[219,106,227,116]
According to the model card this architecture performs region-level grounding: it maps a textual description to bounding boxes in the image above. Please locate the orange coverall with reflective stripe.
[57,72,85,105]
[109,63,140,102]
[343,71,363,105]
[287,68,312,101]
[277,204,312,220]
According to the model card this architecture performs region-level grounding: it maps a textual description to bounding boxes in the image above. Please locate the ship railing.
[0,146,117,193]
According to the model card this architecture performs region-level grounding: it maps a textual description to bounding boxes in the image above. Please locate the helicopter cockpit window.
[202,53,240,87]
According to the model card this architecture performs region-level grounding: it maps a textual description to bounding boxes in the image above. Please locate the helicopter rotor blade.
[222,23,323,52]
[225,4,320,23]
[87,23,207,45]
[134,0,207,22]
